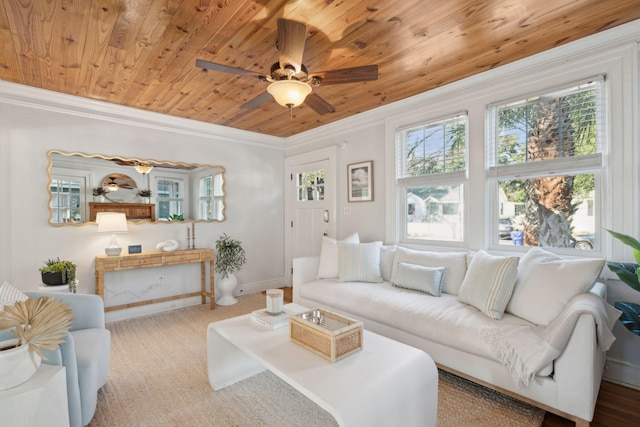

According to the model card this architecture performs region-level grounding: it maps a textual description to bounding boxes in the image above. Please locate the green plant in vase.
[214,233,247,306]
[606,229,640,335]
[39,258,76,286]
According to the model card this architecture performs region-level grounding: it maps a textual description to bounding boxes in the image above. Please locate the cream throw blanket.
[482,292,621,387]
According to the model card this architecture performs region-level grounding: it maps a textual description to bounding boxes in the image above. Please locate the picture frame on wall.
[347,161,374,202]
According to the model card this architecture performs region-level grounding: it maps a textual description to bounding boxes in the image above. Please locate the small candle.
[266,289,284,314]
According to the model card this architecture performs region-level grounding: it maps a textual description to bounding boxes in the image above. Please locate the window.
[396,113,467,242]
[50,176,84,224]
[487,77,605,250]
[296,169,325,201]
[198,173,224,220]
[156,177,184,220]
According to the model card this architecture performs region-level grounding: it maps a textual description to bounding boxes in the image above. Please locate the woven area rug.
[89,294,545,426]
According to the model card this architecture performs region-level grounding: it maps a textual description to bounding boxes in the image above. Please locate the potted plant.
[138,189,152,203]
[0,296,73,390]
[215,233,247,306]
[165,213,184,221]
[606,229,640,335]
[39,258,76,286]
[92,187,106,202]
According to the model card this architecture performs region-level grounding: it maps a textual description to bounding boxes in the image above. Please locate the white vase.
[0,339,42,390]
[217,273,239,306]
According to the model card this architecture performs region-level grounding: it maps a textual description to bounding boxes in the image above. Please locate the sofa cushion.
[506,247,605,325]
[338,241,383,282]
[317,233,359,279]
[392,263,445,296]
[0,281,28,310]
[379,245,397,282]
[390,247,468,295]
[298,279,534,364]
[457,250,519,320]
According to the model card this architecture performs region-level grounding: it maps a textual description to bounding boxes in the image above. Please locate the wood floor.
[542,380,640,427]
[276,287,639,426]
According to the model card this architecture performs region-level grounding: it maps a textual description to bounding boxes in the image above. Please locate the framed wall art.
[347,161,374,202]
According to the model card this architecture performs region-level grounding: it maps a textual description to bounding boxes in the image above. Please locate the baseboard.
[235,277,288,297]
[604,357,640,390]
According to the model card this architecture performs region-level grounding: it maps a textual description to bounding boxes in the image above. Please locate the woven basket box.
[290,308,363,362]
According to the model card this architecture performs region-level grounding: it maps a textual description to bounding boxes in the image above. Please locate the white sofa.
[292,241,617,427]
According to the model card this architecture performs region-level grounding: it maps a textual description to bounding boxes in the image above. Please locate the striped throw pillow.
[0,281,29,311]
[457,251,519,319]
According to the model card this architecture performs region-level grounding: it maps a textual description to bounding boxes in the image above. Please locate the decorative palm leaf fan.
[196,18,378,114]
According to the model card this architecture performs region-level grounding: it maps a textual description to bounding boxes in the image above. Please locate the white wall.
[286,21,640,387]
[0,83,286,322]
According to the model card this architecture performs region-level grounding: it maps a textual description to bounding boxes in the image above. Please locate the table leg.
[207,325,266,390]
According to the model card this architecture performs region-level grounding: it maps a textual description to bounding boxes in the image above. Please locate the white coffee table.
[207,304,437,427]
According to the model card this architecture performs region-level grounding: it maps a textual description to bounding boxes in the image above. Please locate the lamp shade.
[134,164,154,174]
[267,80,312,108]
[96,212,128,233]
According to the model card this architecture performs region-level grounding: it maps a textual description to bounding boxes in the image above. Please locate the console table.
[95,249,215,312]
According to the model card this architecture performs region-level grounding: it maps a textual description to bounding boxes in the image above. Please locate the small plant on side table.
[39,258,76,286]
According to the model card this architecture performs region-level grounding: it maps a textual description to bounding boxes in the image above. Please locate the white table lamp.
[96,212,128,256]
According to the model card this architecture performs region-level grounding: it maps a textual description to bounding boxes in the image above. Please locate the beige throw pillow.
[316,233,360,279]
[457,250,519,320]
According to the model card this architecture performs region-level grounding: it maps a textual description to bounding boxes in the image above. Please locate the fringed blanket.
[482,293,621,387]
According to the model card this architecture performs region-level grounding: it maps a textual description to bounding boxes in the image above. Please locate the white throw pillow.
[390,246,468,294]
[338,241,383,282]
[506,247,605,325]
[457,250,519,320]
[379,245,397,282]
[392,262,445,296]
[317,233,360,279]
[0,281,28,311]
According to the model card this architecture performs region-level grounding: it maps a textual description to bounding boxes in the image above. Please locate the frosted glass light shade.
[267,80,312,107]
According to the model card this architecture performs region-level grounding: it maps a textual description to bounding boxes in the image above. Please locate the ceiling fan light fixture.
[267,80,312,108]
[134,163,154,174]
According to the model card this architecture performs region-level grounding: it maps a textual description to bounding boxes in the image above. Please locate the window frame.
[485,77,606,253]
[394,112,469,246]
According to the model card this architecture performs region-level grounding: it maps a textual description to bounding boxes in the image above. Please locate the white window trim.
[384,41,636,262]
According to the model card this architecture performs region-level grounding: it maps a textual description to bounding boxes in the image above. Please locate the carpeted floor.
[89,294,545,426]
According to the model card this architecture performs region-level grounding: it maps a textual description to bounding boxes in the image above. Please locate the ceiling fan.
[196,18,379,115]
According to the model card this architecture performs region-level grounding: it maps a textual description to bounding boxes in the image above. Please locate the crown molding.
[0,80,285,150]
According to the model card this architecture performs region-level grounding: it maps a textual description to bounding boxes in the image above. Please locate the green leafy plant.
[39,258,76,285]
[606,229,640,335]
[215,233,246,279]
[138,189,152,198]
[0,297,73,359]
[92,187,106,196]
[164,213,184,221]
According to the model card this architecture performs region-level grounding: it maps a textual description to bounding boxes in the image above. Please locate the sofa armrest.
[25,292,105,331]
[292,256,319,303]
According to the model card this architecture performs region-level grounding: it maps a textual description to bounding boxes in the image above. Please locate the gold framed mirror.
[47,150,225,226]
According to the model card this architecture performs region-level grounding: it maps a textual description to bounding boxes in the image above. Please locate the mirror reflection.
[47,150,225,225]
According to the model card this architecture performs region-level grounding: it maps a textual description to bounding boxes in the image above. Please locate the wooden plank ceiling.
[1,0,639,138]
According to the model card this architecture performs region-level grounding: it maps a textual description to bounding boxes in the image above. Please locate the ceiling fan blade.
[277,18,306,72]
[240,92,274,109]
[310,64,378,86]
[304,92,336,115]
[195,59,260,76]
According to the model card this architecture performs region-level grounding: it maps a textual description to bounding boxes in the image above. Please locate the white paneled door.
[284,147,337,284]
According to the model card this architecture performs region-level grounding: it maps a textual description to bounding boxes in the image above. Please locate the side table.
[0,364,69,427]
[38,280,78,293]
